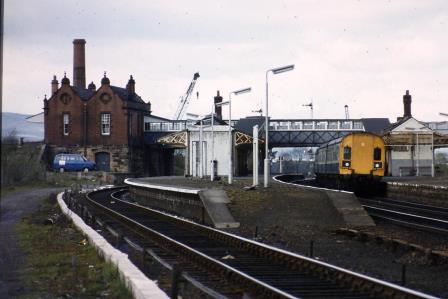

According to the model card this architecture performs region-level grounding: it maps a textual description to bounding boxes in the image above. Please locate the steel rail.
[83,187,437,299]
[363,205,448,235]
[87,188,297,299]
[360,197,448,220]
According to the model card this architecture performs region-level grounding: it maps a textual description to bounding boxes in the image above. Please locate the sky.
[3,0,448,122]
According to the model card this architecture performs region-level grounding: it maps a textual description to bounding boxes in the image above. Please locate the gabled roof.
[383,116,412,133]
[110,86,145,103]
[384,116,432,134]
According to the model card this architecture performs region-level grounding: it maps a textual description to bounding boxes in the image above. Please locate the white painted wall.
[188,126,232,177]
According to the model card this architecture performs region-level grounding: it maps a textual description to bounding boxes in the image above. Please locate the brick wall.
[45,85,85,146]
[86,85,128,145]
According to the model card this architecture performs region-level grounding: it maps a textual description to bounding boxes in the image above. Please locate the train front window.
[343,146,351,160]
[374,147,381,160]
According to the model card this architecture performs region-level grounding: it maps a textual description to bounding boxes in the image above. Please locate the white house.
[383,91,448,176]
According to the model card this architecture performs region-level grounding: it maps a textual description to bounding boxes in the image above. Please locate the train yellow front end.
[315,132,385,192]
[339,133,385,177]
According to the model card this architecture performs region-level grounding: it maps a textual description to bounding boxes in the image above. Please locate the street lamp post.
[199,118,204,178]
[211,104,215,181]
[216,87,251,184]
[264,64,295,188]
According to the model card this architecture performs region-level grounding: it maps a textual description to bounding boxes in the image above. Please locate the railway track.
[64,186,437,299]
[359,197,448,235]
[275,176,448,236]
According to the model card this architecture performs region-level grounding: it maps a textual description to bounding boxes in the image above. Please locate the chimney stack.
[403,90,412,118]
[214,90,223,119]
[88,81,96,92]
[126,75,135,94]
[51,75,59,95]
[73,39,86,89]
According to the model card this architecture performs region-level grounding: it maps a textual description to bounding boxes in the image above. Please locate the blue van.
[53,153,96,172]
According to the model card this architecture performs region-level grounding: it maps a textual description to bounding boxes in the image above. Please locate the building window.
[374,147,382,160]
[63,113,69,135]
[101,113,111,135]
[343,146,352,160]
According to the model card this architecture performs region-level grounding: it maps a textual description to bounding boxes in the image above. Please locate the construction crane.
[252,108,263,116]
[302,99,313,119]
[345,105,350,119]
[173,72,200,120]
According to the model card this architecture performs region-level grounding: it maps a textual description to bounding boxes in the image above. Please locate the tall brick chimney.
[73,39,86,89]
[403,90,412,118]
[214,90,223,119]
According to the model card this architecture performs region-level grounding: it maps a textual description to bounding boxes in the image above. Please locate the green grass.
[17,195,133,299]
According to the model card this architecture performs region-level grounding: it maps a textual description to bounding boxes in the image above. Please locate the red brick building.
[44,39,152,173]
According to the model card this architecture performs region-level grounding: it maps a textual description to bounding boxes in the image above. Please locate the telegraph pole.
[0,0,4,220]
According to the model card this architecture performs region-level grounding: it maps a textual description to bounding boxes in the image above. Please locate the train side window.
[374,147,381,160]
[343,146,351,160]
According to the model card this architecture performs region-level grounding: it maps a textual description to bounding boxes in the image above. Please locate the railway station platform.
[124,176,378,229]
[382,176,448,207]
[383,176,448,187]
[124,177,240,229]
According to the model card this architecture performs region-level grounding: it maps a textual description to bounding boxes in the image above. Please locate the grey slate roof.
[110,86,145,103]
[194,115,227,126]
[72,86,94,101]
[360,118,391,134]
[234,116,265,135]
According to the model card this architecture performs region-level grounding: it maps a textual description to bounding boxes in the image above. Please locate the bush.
[1,141,46,188]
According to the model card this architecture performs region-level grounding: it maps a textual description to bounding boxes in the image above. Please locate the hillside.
[2,112,44,142]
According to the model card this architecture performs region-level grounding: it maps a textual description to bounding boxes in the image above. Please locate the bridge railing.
[268,120,365,131]
[144,119,365,133]
[144,121,196,132]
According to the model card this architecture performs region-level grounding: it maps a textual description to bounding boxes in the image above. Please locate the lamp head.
[215,101,230,107]
[233,87,252,95]
[271,64,295,74]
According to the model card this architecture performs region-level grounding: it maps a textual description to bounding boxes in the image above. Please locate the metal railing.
[144,119,365,132]
[144,121,193,132]
[269,119,365,131]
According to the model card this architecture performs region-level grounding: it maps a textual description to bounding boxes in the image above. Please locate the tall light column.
[228,87,251,184]
[264,64,294,188]
[216,87,251,184]
[199,119,204,178]
[211,105,215,181]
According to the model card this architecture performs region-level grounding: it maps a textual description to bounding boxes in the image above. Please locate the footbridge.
[143,116,390,148]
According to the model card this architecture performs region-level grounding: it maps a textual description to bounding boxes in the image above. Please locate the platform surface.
[383,176,448,187]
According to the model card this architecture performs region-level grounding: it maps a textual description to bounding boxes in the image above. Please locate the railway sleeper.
[105,225,123,247]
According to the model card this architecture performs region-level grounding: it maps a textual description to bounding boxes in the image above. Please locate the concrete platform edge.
[125,178,200,194]
[325,191,375,227]
[387,181,448,190]
[57,192,169,299]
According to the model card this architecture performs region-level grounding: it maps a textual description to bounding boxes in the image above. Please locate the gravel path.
[0,188,62,298]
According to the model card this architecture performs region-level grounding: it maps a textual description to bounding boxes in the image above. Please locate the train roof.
[317,132,383,149]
